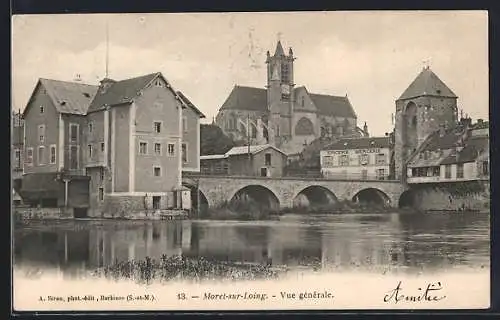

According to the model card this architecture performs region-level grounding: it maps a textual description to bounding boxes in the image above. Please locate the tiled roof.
[398,67,457,101]
[176,91,206,118]
[39,79,98,115]
[419,128,463,152]
[440,136,489,165]
[220,86,268,112]
[88,72,159,112]
[324,136,391,150]
[225,144,286,156]
[220,85,357,118]
[309,93,357,118]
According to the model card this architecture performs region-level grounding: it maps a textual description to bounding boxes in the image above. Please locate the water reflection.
[13,212,490,279]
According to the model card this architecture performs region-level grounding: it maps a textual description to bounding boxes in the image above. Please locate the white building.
[320,137,391,180]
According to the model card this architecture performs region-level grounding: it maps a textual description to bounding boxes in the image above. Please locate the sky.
[12,11,488,136]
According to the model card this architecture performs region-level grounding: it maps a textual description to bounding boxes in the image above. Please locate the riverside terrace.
[182,172,408,211]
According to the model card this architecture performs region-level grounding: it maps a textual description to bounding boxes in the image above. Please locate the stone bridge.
[182,174,408,210]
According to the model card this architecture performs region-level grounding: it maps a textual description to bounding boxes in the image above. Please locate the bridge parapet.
[182,173,407,210]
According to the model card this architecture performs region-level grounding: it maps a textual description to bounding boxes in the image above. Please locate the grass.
[91,254,283,284]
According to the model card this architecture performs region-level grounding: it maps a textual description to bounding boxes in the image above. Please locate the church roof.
[398,67,457,101]
[219,85,357,118]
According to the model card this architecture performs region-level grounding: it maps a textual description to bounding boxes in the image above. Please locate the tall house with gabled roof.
[215,40,362,156]
[19,72,205,217]
[394,66,459,181]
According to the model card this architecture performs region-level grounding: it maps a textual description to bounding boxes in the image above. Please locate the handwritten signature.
[384,281,446,303]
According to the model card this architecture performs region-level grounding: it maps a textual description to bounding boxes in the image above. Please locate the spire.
[397,66,457,101]
[274,40,284,56]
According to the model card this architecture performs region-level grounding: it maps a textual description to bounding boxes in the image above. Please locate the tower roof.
[274,40,285,56]
[398,67,457,101]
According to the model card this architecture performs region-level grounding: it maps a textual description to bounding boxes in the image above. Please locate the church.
[215,40,367,156]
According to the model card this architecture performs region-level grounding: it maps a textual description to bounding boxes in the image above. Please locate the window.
[87,144,93,159]
[339,154,349,166]
[432,166,440,177]
[182,143,188,163]
[152,196,161,209]
[482,161,489,175]
[375,153,386,165]
[359,154,369,165]
[281,63,289,82]
[182,117,188,133]
[99,167,104,182]
[26,148,33,165]
[153,166,161,177]
[14,149,21,168]
[154,143,161,155]
[444,165,452,179]
[301,96,305,107]
[153,121,162,133]
[69,146,78,169]
[69,124,79,143]
[251,125,257,138]
[456,163,464,178]
[88,121,93,133]
[139,142,148,155]
[377,168,385,180]
[37,146,45,165]
[50,145,56,164]
[98,187,104,201]
[40,106,44,113]
[38,125,45,143]
[265,153,272,166]
[322,156,334,168]
[167,143,175,156]
[101,142,105,152]
[261,167,268,177]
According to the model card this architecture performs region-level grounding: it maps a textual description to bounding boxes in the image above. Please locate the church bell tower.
[266,40,295,147]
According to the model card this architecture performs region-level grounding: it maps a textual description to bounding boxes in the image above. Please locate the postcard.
[11,11,490,312]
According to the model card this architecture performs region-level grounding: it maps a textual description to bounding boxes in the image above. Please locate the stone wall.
[14,207,73,220]
[101,195,145,218]
[404,181,490,212]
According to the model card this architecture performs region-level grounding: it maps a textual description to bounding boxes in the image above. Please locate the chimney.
[99,77,116,94]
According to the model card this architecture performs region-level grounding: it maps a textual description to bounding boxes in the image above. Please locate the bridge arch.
[352,188,391,207]
[228,185,280,212]
[182,182,209,214]
[293,185,338,209]
[398,190,416,209]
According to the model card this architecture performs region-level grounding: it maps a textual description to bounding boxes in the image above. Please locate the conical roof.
[274,40,285,56]
[398,67,457,101]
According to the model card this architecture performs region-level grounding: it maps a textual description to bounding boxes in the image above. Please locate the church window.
[412,116,417,126]
[295,117,314,136]
[281,63,290,83]
[301,96,305,107]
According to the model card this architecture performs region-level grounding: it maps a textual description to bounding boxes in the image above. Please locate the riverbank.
[90,255,285,283]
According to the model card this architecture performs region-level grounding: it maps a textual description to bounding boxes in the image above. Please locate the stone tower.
[394,66,458,181]
[266,41,295,147]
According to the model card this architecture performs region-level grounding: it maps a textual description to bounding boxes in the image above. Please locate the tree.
[200,124,235,155]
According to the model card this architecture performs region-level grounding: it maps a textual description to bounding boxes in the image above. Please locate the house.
[12,111,24,180]
[19,72,205,217]
[200,144,287,177]
[215,40,365,156]
[406,118,489,184]
[320,136,392,180]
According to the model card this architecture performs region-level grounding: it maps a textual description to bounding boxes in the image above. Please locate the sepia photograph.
[11,11,490,311]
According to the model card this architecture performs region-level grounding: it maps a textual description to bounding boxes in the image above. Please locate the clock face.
[281,84,290,95]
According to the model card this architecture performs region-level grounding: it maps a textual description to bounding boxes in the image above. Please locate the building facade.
[406,118,489,184]
[200,144,287,178]
[393,66,459,181]
[215,40,365,156]
[19,72,204,217]
[12,111,24,181]
[320,137,392,180]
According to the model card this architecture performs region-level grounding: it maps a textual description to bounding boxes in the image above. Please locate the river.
[13,211,490,278]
